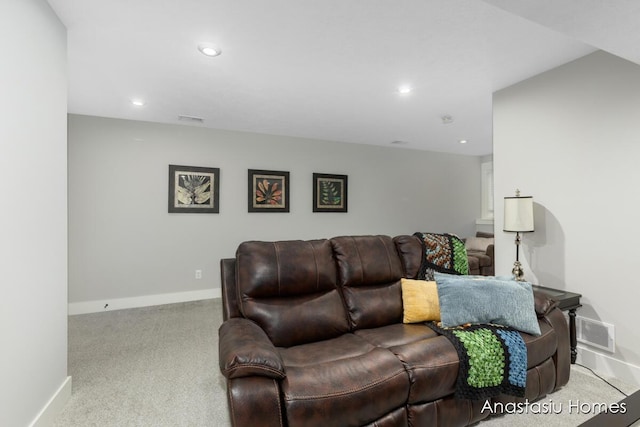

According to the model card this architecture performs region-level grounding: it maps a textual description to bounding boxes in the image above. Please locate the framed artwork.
[313,173,348,213]
[248,169,290,212]
[168,165,220,213]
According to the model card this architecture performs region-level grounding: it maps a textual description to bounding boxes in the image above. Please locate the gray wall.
[494,51,640,384]
[68,115,482,309]
[0,0,69,425]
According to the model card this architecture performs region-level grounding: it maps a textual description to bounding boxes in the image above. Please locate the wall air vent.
[575,316,615,353]
[178,115,204,123]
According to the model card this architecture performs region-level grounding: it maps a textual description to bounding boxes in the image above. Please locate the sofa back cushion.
[330,235,403,329]
[236,239,349,347]
[393,235,423,279]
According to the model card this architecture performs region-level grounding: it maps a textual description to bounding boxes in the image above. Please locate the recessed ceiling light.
[198,43,222,57]
[131,99,146,107]
[459,139,468,144]
[441,115,454,124]
[397,85,412,95]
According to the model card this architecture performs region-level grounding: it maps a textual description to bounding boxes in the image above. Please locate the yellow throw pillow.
[401,278,440,323]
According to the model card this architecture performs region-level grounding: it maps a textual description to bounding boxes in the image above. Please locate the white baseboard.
[30,376,72,427]
[68,288,222,315]
[575,345,640,387]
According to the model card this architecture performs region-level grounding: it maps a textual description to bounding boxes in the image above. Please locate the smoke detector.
[441,115,454,124]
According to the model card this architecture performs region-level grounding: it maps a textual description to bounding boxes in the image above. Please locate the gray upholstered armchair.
[465,232,494,276]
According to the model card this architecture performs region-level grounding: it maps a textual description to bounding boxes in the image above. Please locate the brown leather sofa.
[219,235,570,427]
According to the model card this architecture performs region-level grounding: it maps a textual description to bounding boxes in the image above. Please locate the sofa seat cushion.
[355,324,459,404]
[363,407,408,427]
[389,336,460,403]
[279,334,410,427]
[279,333,377,366]
[354,323,438,348]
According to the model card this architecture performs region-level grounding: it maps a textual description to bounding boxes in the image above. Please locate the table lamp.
[503,189,534,281]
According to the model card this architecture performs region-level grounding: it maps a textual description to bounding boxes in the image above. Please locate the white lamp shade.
[503,196,534,232]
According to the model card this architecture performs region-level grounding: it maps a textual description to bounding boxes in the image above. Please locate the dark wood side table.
[531,285,582,364]
[579,389,640,426]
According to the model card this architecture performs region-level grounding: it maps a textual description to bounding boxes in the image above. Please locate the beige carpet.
[54,299,638,427]
[55,299,230,427]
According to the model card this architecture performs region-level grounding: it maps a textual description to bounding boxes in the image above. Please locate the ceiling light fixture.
[131,99,146,107]
[397,85,412,95]
[459,139,468,144]
[198,43,222,57]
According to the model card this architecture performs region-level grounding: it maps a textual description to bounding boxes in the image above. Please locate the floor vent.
[576,316,615,353]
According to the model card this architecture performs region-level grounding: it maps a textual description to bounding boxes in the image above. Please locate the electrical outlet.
[195,269,202,279]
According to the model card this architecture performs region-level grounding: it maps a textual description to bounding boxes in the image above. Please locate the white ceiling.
[46,0,640,156]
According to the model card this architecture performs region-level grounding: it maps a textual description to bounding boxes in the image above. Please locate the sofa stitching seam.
[378,235,393,279]
[311,241,319,292]
[274,242,281,295]
[226,364,285,377]
[285,368,407,400]
[351,236,364,285]
[271,378,284,427]
[227,381,236,422]
[407,360,459,370]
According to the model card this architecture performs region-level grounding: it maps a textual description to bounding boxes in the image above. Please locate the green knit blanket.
[427,322,527,400]
[413,232,469,277]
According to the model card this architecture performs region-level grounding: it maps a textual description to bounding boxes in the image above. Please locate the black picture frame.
[168,165,220,213]
[248,169,290,213]
[313,173,348,213]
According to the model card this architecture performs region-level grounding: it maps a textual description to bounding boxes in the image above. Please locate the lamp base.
[512,261,525,281]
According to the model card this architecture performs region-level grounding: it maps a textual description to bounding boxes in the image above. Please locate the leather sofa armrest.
[485,244,494,259]
[220,258,241,320]
[227,377,284,427]
[219,318,286,380]
[543,307,571,389]
[533,290,559,317]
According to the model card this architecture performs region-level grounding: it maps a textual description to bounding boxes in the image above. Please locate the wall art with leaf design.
[168,165,220,213]
[313,173,348,213]
[248,169,290,213]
